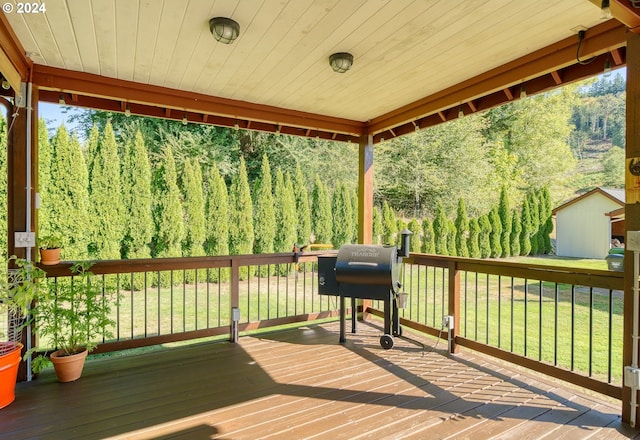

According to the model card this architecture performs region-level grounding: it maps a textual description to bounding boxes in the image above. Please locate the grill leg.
[384,293,392,336]
[339,295,346,343]
[351,297,357,334]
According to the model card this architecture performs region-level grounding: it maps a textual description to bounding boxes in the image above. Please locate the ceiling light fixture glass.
[329,52,354,73]
[209,17,240,44]
[520,85,527,99]
[604,58,612,77]
[1,76,9,90]
[125,104,131,117]
[58,94,66,105]
[182,113,188,125]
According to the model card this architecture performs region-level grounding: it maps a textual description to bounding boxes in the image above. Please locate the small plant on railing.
[37,235,62,265]
[25,261,118,381]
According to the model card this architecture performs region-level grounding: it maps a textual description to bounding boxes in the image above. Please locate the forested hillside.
[0,73,627,264]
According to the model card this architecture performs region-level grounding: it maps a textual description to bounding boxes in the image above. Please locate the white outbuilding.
[552,188,625,259]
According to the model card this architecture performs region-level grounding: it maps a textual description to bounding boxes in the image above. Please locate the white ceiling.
[4,0,606,122]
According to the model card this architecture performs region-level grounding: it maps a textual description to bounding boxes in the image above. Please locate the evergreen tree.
[349,188,358,243]
[228,157,254,279]
[372,205,383,245]
[447,220,457,256]
[88,121,125,259]
[182,158,206,282]
[381,201,397,245]
[153,144,184,262]
[84,124,99,180]
[478,214,492,258]
[528,191,540,255]
[454,198,469,257]
[407,218,421,253]
[540,187,554,254]
[311,176,332,244]
[37,120,54,238]
[274,170,297,275]
[252,155,276,269]
[48,126,91,259]
[498,187,512,257]
[421,218,435,254]
[332,181,354,247]
[121,130,153,260]
[433,202,448,255]
[489,207,502,258]
[510,209,522,257]
[520,198,532,256]
[205,163,230,281]
[468,218,481,258]
[293,164,311,245]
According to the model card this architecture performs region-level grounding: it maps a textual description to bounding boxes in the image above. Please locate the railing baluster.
[539,280,542,361]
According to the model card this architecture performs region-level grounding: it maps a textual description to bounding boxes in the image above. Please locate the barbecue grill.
[318,230,411,349]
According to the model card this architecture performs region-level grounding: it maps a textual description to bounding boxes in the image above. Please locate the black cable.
[576,30,597,65]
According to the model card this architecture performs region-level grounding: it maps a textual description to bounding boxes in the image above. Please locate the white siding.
[555,193,620,259]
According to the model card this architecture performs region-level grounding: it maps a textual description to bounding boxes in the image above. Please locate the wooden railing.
[35,251,624,399]
[367,254,625,399]
[39,251,340,354]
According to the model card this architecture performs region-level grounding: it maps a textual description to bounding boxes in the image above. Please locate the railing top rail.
[37,250,335,278]
[405,252,624,290]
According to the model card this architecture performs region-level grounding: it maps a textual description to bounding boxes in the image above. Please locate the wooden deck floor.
[2,320,639,440]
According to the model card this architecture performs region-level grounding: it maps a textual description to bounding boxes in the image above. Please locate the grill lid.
[335,244,400,291]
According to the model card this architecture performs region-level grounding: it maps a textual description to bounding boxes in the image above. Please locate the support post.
[623,32,640,425]
[447,261,460,354]
[230,261,240,343]
[357,134,374,320]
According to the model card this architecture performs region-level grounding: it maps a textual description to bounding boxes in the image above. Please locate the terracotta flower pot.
[0,342,23,409]
[50,348,88,382]
[39,248,61,265]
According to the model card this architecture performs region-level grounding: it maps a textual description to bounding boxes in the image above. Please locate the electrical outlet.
[14,231,36,247]
[627,231,640,252]
[625,366,640,388]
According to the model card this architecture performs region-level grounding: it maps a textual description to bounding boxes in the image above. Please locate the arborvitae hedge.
[541,187,553,253]
[421,218,435,254]
[205,163,230,281]
[489,207,502,258]
[510,209,522,257]
[274,170,297,275]
[498,187,511,257]
[468,218,481,258]
[447,220,457,256]
[372,205,383,244]
[228,157,254,279]
[332,181,354,247]
[478,214,492,258]
[433,202,448,255]
[455,198,469,257]
[528,191,540,255]
[122,130,153,260]
[381,201,396,245]
[520,198,532,256]
[182,159,206,282]
[407,218,421,253]
[88,121,125,259]
[252,155,276,264]
[293,165,311,245]
[311,175,332,244]
[49,126,91,259]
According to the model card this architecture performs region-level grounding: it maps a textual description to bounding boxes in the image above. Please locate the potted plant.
[25,261,117,382]
[37,235,62,265]
[0,257,45,409]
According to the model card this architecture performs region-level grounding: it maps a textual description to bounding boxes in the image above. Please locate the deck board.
[1,320,638,440]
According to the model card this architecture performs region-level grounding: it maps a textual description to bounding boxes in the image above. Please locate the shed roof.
[552,187,625,215]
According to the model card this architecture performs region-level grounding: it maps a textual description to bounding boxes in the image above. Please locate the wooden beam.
[367,20,627,135]
[32,65,364,137]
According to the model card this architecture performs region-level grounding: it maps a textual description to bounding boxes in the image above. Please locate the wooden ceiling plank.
[65,0,99,75]
[91,0,118,79]
[114,0,139,81]
[132,0,163,84]
[0,13,30,84]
